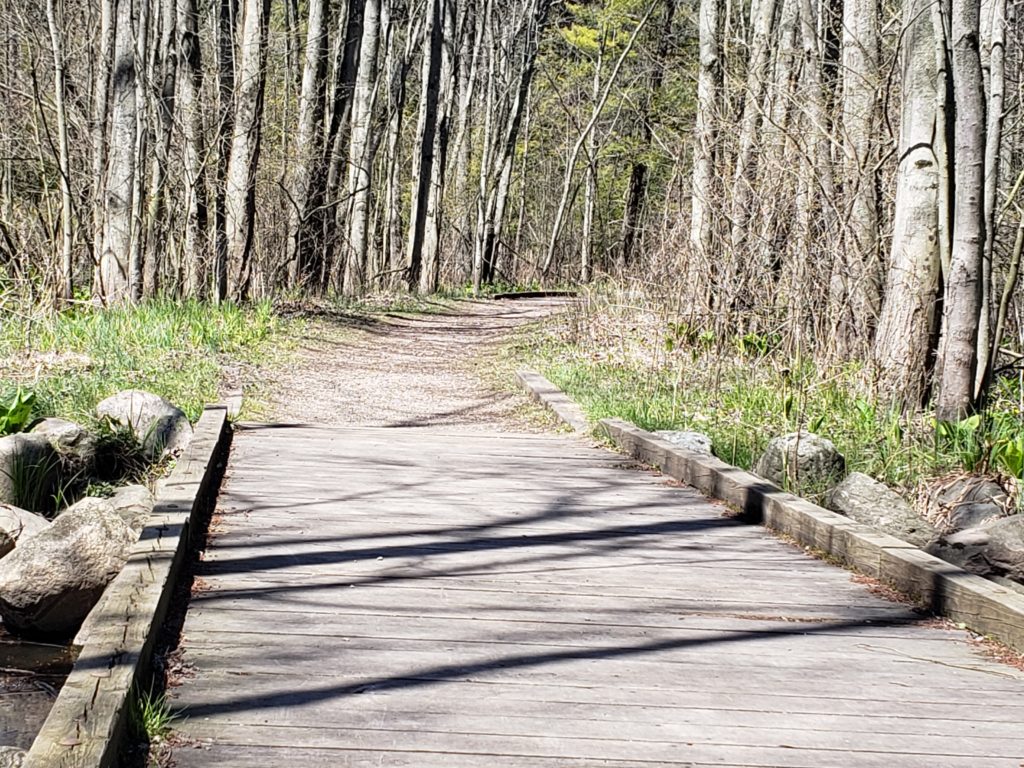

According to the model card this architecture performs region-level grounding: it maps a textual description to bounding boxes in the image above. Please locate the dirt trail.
[264,297,567,430]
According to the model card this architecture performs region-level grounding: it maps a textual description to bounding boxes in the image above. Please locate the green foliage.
[514,311,1024,493]
[128,685,179,743]
[2,447,61,514]
[0,387,35,435]
[935,411,1024,480]
[0,299,284,424]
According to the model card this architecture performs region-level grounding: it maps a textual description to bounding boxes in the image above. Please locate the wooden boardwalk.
[172,423,1024,767]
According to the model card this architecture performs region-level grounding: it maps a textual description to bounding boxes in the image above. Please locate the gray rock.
[96,390,192,461]
[0,433,61,513]
[0,504,49,558]
[110,484,154,533]
[0,746,25,768]
[827,472,937,548]
[654,430,713,455]
[29,418,97,476]
[0,502,136,636]
[927,515,1024,584]
[927,477,1008,532]
[753,431,845,491]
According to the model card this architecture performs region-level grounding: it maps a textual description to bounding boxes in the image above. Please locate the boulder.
[827,472,937,548]
[927,515,1024,584]
[926,476,1008,532]
[0,504,49,558]
[0,747,24,768]
[0,502,136,636]
[753,431,845,491]
[110,484,154,533]
[96,390,192,461]
[654,430,713,455]
[29,418,97,477]
[0,433,61,513]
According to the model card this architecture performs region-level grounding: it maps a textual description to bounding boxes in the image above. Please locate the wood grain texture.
[171,424,1024,767]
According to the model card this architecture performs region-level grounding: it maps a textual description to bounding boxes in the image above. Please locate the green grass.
[128,685,179,743]
[513,311,1024,496]
[0,298,287,425]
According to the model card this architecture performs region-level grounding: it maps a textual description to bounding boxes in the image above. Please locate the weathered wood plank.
[171,425,1024,767]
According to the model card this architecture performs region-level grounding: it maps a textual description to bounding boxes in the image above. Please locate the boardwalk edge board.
[23,405,231,768]
[517,367,1024,653]
[515,369,590,433]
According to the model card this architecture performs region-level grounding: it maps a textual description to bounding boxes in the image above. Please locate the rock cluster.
[0,389,177,636]
[744,430,1024,588]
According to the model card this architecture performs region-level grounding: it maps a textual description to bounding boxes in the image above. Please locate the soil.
[264,297,569,430]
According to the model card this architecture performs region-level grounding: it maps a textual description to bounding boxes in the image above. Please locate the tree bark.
[45,0,73,302]
[91,0,116,279]
[178,0,208,298]
[213,0,237,302]
[343,0,383,295]
[144,0,177,297]
[286,0,329,288]
[419,0,458,293]
[872,0,943,407]
[935,0,986,419]
[97,0,139,304]
[688,0,720,312]
[404,0,444,290]
[977,0,1006,395]
[833,0,881,355]
[224,0,270,300]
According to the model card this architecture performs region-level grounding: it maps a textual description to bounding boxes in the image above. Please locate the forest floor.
[261,296,566,430]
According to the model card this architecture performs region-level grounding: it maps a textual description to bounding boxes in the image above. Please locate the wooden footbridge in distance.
[168,416,1024,767]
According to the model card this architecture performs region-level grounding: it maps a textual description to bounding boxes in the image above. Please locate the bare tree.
[223,0,270,299]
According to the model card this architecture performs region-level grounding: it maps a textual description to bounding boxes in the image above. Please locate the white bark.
[688,0,719,310]
[224,0,270,299]
[873,0,943,406]
[935,0,986,419]
[343,0,382,294]
[97,0,139,304]
[45,0,73,301]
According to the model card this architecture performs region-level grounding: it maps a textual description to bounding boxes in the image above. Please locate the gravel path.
[265,297,567,430]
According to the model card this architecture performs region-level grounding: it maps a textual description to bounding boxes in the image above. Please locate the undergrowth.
[511,286,1024,496]
[0,298,286,424]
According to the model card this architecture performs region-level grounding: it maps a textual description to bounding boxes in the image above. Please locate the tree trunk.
[285,0,328,288]
[145,0,177,297]
[404,0,444,290]
[728,0,779,259]
[687,0,720,312]
[935,0,986,420]
[872,0,943,407]
[91,0,115,278]
[833,0,880,355]
[343,0,383,295]
[44,0,73,302]
[419,0,458,293]
[213,0,237,302]
[97,0,139,304]
[224,0,270,300]
[321,0,365,288]
[977,0,1006,395]
[178,0,208,298]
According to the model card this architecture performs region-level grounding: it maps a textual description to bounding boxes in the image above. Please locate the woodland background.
[0,0,1021,421]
